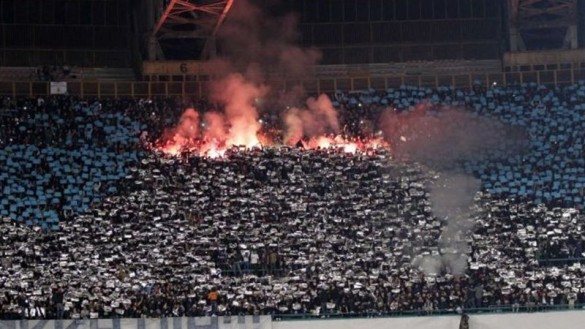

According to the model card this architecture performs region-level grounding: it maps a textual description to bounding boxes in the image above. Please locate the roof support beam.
[507,0,579,51]
[152,0,232,59]
[201,0,234,60]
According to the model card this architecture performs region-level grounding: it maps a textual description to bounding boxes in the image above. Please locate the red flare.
[154,130,388,158]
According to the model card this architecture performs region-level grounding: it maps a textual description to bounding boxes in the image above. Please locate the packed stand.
[1,81,585,320]
[0,97,149,229]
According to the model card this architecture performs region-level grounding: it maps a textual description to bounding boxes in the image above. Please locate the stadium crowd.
[1,80,585,320]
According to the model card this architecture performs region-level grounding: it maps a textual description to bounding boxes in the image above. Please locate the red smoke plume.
[152,0,387,158]
[212,74,268,147]
[155,73,268,157]
[283,94,340,145]
[154,91,387,158]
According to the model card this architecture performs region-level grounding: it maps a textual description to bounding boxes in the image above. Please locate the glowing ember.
[300,135,386,154]
[151,90,388,159]
[153,131,387,158]
[342,143,358,154]
[154,138,229,158]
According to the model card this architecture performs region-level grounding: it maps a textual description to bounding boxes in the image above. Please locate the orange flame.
[154,131,387,158]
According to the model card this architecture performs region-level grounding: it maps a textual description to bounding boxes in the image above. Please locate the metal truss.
[508,0,579,51]
[152,0,234,59]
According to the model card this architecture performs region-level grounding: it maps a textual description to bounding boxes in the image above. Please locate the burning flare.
[152,86,388,158]
[154,122,387,158]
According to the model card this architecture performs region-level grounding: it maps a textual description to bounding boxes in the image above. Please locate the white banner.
[272,311,585,329]
[0,316,271,329]
[50,82,67,95]
[272,315,460,329]
[2,311,585,329]
[469,310,585,329]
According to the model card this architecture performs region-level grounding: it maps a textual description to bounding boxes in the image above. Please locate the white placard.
[50,82,68,95]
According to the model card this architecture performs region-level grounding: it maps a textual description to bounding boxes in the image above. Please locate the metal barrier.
[273,303,585,321]
[1,69,584,98]
[537,257,585,267]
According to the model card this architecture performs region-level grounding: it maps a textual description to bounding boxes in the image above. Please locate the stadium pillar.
[564,25,579,49]
[147,36,159,61]
[202,37,217,60]
[509,27,526,52]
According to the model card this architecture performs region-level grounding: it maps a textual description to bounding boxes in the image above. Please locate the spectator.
[0,80,585,319]
[52,288,64,319]
[207,288,219,315]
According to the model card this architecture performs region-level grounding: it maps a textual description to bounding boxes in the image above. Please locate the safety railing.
[536,257,585,267]
[0,69,584,98]
[272,303,585,321]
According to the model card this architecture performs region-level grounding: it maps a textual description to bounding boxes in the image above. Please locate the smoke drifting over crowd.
[382,104,528,275]
[215,0,321,79]
[211,74,268,147]
[152,0,530,276]
[427,173,481,275]
[380,103,528,170]
[155,0,385,156]
[283,95,340,144]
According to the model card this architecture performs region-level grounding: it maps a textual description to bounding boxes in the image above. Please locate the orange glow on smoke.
[154,131,387,158]
[303,135,386,154]
[153,97,388,159]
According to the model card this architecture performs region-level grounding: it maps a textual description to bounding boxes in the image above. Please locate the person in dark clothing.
[52,287,65,319]
[17,292,29,319]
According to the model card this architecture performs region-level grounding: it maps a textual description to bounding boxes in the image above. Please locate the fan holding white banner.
[50,81,67,95]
